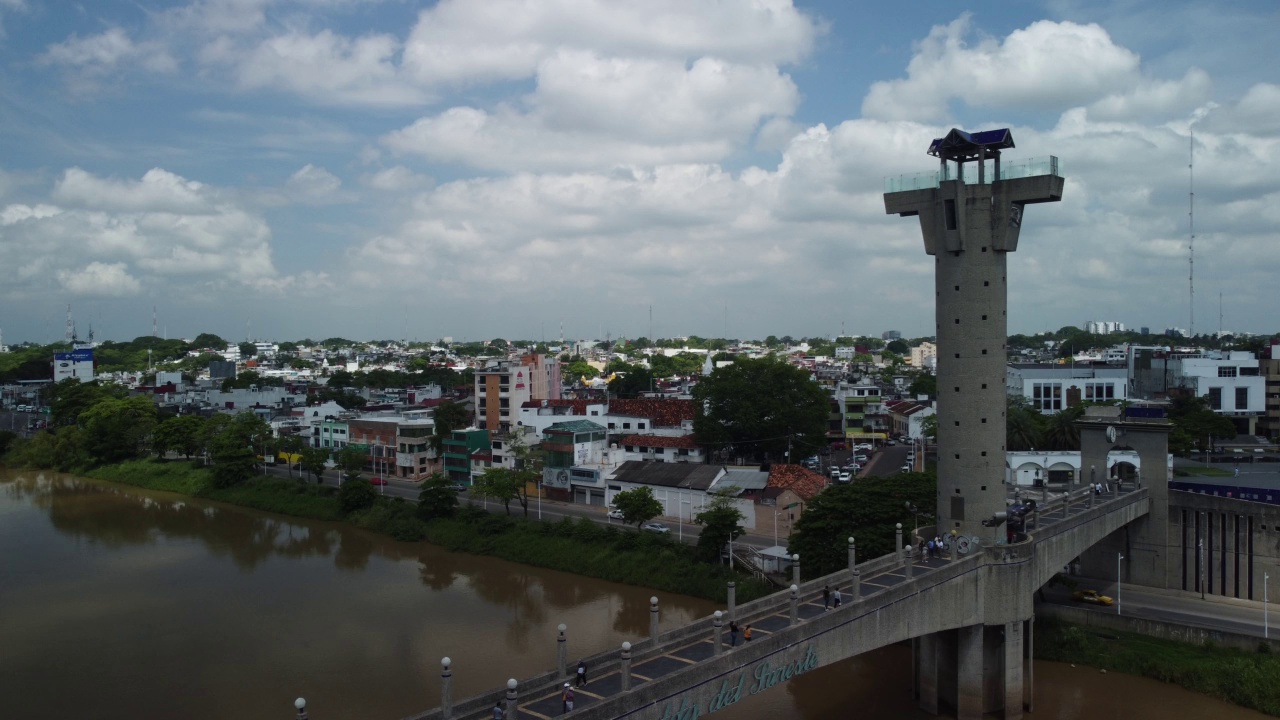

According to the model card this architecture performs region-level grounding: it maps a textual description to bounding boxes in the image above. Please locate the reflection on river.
[1,471,1270,720]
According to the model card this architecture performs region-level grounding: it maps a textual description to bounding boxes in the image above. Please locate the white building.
[1005,363,1128,414]
[1131,349,1265,434]
[1005,449,1170,486]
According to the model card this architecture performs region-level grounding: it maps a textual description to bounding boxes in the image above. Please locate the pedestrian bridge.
[405,483,1148,720]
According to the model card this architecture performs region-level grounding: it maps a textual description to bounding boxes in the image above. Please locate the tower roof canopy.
[927,128,1015,162]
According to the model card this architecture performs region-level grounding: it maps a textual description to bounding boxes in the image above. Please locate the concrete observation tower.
[884,129,1063,541]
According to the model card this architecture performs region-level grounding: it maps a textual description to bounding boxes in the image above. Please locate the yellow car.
[1072,589,1114,606]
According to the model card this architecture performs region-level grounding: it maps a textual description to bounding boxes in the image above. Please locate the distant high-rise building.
[881,330,902,341]
[1140,326,1150,335]
[1084,320,1125,335]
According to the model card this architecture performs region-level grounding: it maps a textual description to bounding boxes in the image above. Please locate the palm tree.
[1041,406,1083,451]
[1006,397,1042,451]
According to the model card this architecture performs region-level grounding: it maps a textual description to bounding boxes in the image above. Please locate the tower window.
[984,281,990,287]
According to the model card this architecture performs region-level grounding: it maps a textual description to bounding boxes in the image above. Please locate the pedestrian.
[493,702,505,720]
[744,625,753,642]
[576,659,587,687]
[822,584,831,609]
[926,538,935,559]
[729,620,739,647]
[833,587,842,608]
[1235,467,1240,477]
[562,683,574,714]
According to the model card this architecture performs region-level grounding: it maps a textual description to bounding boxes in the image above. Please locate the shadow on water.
[3,471,691,648]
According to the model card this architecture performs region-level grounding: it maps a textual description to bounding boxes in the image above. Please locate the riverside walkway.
[403,481,1148,720]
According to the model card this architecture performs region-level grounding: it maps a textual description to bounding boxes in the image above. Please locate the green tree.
[300,446,332,484]
[209,432,257,488]
[608,365,655,397]
[565,359,596,380]
[417,472,459,520]
[694,491,746,563]
[693,357,829,462]
[919,414,937,441]
[338,478,377,513]
[337,446,368,481]
[79,395,158,465]
[153,415,207,459]
[611,486,663,527]
[50,378,126,427]
[1041,405,1085,451]
[907,374,937,398]
[1168,395,1238,458]
[1006,397,1044,451]
[431,400,471,454]
[191,333,227,349]
[472,468,524,516]
[238,341,257,358]
[789,472,937,578]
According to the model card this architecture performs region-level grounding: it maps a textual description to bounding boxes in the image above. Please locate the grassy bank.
[80,459,772,604]
[1036,617,1280,715]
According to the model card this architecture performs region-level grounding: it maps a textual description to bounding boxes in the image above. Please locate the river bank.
[81,459,773,603]
[1035,615,1280,716]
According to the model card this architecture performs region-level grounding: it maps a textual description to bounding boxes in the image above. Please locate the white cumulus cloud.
[862,16,1140,121]
[57,262,142,297]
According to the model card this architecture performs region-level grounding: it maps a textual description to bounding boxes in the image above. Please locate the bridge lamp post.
[1266,573,1270,639]
[1117,553,1124,615]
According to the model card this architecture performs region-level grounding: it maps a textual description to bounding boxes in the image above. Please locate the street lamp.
[1266,572,1270,639]
[1117,552,1124,615]
[679,498,692,542]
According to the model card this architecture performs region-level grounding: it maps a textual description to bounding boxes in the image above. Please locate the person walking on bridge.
[576,659,587,687]
[562,683,574,714]
[729,620,739,646]
[822,584,831,609]
[493,702,505,720]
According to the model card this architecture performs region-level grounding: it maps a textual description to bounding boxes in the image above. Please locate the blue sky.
[1,0,1277,345]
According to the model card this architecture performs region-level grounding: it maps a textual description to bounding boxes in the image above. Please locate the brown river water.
[0,470,1268,720]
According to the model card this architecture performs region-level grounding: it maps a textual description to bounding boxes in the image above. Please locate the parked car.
[1071,589,1114,606]
[886,439,897,446]
[641,522,671,534]
[899,464,912,473]
[838,471,852,483]
[607,508,626,520]
[369,477,388,486]
[854,453,869,463]
[830,467,842,479]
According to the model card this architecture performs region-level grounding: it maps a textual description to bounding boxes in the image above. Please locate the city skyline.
[2,1,1278,344]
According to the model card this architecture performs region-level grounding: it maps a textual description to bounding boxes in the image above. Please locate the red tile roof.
[609,398,695,427]
[619,434,700,449]
[885,399,929,416]
[520,398,594,414]
[766,464,827,501]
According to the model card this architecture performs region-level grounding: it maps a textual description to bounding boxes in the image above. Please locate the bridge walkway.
[420,483,1141,720]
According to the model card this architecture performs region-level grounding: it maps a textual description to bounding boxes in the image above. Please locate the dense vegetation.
[79,460,772,603]
[1036,617,1280,716]
[693,357,831,462]
[789,472,937,579]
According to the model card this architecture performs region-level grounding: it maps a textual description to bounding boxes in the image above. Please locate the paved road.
[863,444,910,477]
[1041,576,1279,638]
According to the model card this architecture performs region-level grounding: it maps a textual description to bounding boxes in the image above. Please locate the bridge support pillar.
[1003,621,1024,720]
[916,632,939,715]
[1025,617,1034,713]
[957,625,984,720]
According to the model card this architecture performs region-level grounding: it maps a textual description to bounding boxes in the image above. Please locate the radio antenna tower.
[65,304,75,344]
[1188,129,1195,338]
[152,305,158,338]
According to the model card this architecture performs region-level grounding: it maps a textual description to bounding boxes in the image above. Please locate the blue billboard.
[53,349,94,363]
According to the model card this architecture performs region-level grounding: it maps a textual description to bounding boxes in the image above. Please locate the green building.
[442,428,489,486]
